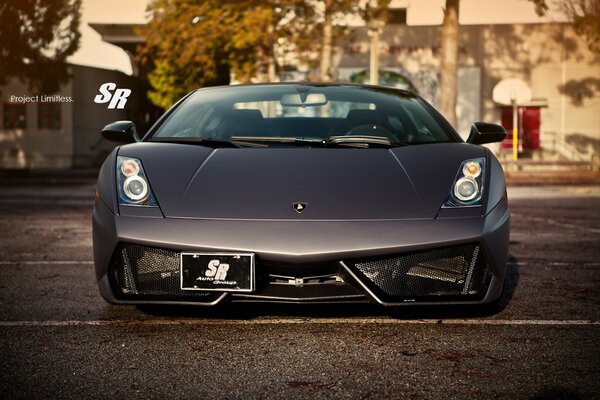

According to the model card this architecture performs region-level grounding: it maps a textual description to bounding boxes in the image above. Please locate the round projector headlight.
[123,175,148,201]
[463,161,481,178]
[454,177,478,202]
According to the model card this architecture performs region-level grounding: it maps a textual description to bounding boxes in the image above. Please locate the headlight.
[123,175,148,200]
[443,157,485,207]
[454,177,478,201]
[462,161,481,178]
[116,156,158,207]
[121,159,140,177]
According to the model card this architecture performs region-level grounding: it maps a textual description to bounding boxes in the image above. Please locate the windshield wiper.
[230,136,325,146]
[229,135,410,148]
[148,137,266,148]
[325,135,408,148]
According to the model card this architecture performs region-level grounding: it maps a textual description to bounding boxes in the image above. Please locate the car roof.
[193,82,417,97]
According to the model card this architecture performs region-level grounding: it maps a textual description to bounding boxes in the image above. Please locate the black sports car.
[93,83,509,307]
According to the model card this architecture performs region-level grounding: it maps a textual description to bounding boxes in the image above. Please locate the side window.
[3,103,26,129]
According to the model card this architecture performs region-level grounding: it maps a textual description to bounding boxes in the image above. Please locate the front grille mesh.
[110,242,491,302]
[351,244,491,300]
[110,243,215,299]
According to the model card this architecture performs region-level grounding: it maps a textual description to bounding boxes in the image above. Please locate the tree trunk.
[267,18,277,82]
[439,0,459,128]
[320,0,333,82]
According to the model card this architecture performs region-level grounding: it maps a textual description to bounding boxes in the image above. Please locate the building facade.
[93,19,599,161]
[0,64,153,169]
[337,22,600,160]
[2,16,598,169]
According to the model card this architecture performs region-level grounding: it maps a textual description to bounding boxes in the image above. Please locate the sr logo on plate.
[204,259,229,280]
[180,253,254,292]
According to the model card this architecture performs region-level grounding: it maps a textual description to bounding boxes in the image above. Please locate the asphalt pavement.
[0,181,599,399]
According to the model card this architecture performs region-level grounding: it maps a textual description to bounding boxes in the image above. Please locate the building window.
[3,103,27,129]
[38,102,62,129]
[387,8,407,25]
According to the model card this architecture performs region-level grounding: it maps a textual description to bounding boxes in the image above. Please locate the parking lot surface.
[0,182,599,399]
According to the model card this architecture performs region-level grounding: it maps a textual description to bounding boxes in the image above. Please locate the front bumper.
[93,198,509,306]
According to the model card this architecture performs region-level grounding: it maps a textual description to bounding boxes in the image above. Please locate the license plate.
[180,253,254,292]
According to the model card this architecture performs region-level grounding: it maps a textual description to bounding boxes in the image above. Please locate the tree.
[138,0,234,109]
[229,0,314,82]
[139,0,392,108]
[308,0,389,82]
[319,0,336,81]
[139,0,310,109]
[0,0,81,93]
[438,0,459,128]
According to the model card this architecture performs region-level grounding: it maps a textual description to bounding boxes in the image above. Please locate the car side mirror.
[466,122,507,145]
[101,120,140,143]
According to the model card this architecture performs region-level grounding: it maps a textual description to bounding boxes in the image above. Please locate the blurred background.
[0,0,598,181]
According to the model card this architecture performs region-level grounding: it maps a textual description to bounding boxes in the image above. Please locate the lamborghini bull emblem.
[293,202,307,213]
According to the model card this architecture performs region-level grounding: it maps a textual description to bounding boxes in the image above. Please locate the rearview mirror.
[101,120,140,143]
[281,93,328,107]
[466,122,507,145]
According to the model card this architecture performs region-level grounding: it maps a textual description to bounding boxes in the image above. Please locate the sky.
[68,0,569,75]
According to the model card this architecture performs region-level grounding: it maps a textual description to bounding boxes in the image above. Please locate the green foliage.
[0,0,81,93]
[139,0,394,108]
[139,0,311,109]
[138,0,231,109]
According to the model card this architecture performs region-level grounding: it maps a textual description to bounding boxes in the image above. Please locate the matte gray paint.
[96,147,118,213]
[171,148,420,220]
[482,198,510,278]
[118,142,487,220]
[94,137,509,306]
[390,143,485,216]
[93,192,509,302]
[485,149,507,215]
[92,198,118,284]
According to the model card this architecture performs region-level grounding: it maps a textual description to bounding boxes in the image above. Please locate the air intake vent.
[109,243,218,300]
[350,244,491,301]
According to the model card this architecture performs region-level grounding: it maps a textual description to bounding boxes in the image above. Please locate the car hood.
[118,142,486,220]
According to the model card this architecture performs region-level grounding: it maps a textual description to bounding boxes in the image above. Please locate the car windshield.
[150,85,457,146]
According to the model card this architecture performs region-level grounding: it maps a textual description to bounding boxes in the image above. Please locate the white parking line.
[507,261,600,267]
[0,261,94,264]
[0,319,597,327]
[511,213,600,234]
[0,199,92,206]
